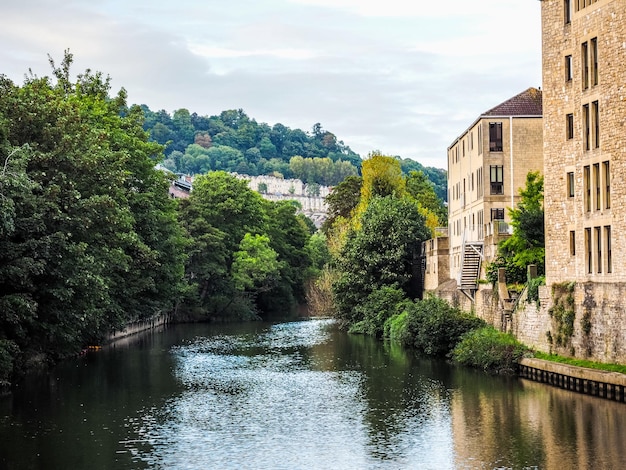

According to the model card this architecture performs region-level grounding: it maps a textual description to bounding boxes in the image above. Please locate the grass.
[534,352,626,375]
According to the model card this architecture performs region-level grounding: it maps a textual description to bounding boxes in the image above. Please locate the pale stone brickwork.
[447,89,543,282]
[539,0,626,361]
[543,0,625,284]
[422,235,450,291]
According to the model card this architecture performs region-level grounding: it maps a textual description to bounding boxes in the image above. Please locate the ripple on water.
[124,319,455,470]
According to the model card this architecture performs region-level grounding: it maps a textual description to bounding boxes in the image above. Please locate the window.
[491,208,505,221]
[490,165,504,194]
[592,100,599,148]
[591,37,598,86]
[566,113,574,140]
[582,41,589,89]
[478,126,482,155]
[605,225,612,273]
[593,163,600,210]
[565,55,573,81]
[567,171,575,198]
[584,165,591,212]
[603,161,610,209]
[489,122,503,152]
[585,227,592,274]
[582,37,598,90]
[595,226,602,273]
[583,103,590,150]
[565,0,572,23]
[570,231,576,256]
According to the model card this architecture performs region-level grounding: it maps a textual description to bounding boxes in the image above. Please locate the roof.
[481,87,543,117]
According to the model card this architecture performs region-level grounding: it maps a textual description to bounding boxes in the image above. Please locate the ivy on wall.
[546,282,576,354]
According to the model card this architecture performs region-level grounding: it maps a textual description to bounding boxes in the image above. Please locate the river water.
[1,318,626,469]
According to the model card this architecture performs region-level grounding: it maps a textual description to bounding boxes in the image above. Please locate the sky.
[0,0,542,169]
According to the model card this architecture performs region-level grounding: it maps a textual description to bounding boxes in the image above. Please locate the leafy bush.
[527,275,545,305]
[401,296,486,357]
[349,285,409,337]
[452,326,530,374]
[485,253,527,285]
[383,311,408,342]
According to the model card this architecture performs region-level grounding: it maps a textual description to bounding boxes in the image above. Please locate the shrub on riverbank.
[452,326,530,374]
[384,296,486,357]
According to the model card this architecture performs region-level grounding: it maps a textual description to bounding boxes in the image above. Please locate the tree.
[0,52,187,380]
[333,196,431,329]
[321,175,362,235]
[499,171,545,274]
[231,233,280,292]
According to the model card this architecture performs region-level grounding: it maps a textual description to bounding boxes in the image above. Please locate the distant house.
[446,87,543,300]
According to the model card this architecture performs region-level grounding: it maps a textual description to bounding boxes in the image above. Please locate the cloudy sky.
[1,0,541,169]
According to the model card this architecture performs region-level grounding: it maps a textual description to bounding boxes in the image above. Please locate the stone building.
[537,0,626,362]
[446,88,543,300]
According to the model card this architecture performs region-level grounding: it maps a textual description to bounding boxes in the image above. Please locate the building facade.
[447,88,543,297]
[542,0,624,285]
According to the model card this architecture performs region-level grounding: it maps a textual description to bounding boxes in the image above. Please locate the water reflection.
[2,319,626,469]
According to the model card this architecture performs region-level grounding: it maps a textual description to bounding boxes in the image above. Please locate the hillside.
[141,106,447,201]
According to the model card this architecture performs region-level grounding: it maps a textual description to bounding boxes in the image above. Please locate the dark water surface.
[1,318,626,469]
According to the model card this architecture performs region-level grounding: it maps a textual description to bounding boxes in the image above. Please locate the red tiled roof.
[481,87,542,117]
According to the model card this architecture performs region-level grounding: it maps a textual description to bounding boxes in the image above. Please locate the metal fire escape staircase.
[458,237,484,302]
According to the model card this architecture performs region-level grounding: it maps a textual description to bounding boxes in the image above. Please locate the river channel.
[1,318,626,469]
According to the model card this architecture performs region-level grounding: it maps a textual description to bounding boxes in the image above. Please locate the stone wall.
[511,282,626,364]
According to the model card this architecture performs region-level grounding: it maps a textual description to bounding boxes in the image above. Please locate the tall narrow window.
[489,122,503,152]
[583,104,591,150]
[490,165,504,194]
[585,227,592,274]
[478,125,482,155]
[584,165,591,212]
[593,163,600,210]
[565,0,572,23]
[582,41,589,90]
[592,100,599,148]
[603,161,610,209]
[605,225,612,273]
[595,226,602,273]
[567,171,575,198]
[570,231,576,256]
[591,37,598,86]
[566,113,574,139]
[565,55,573,81]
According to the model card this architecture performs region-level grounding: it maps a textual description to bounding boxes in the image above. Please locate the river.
[1,318,626,469]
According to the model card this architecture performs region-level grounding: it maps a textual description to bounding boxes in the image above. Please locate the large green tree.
[0,52,187,383]
[333,196,431,332]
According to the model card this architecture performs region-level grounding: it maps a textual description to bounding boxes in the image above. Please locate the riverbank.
[519,357,626,402]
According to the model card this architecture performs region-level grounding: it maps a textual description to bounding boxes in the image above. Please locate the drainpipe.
[510,116,514,212]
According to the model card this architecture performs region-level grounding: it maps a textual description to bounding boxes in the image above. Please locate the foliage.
[383,311,408,343]
[179,172,313,319]
[547,282,576,349]
[348,285,409,337]
[147,108,363,183]
[321,175,362,236]
[500,171,545,274]
[485,253,527,286]
[405,170,447,226]
[332,196,431,327]
[0,52,188,382]
[231,234,280,292]
[527,275,545,305]
[452,326,530,374]
[400,296,486,357]
[533,352,626,375]
[305,267,337,317]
